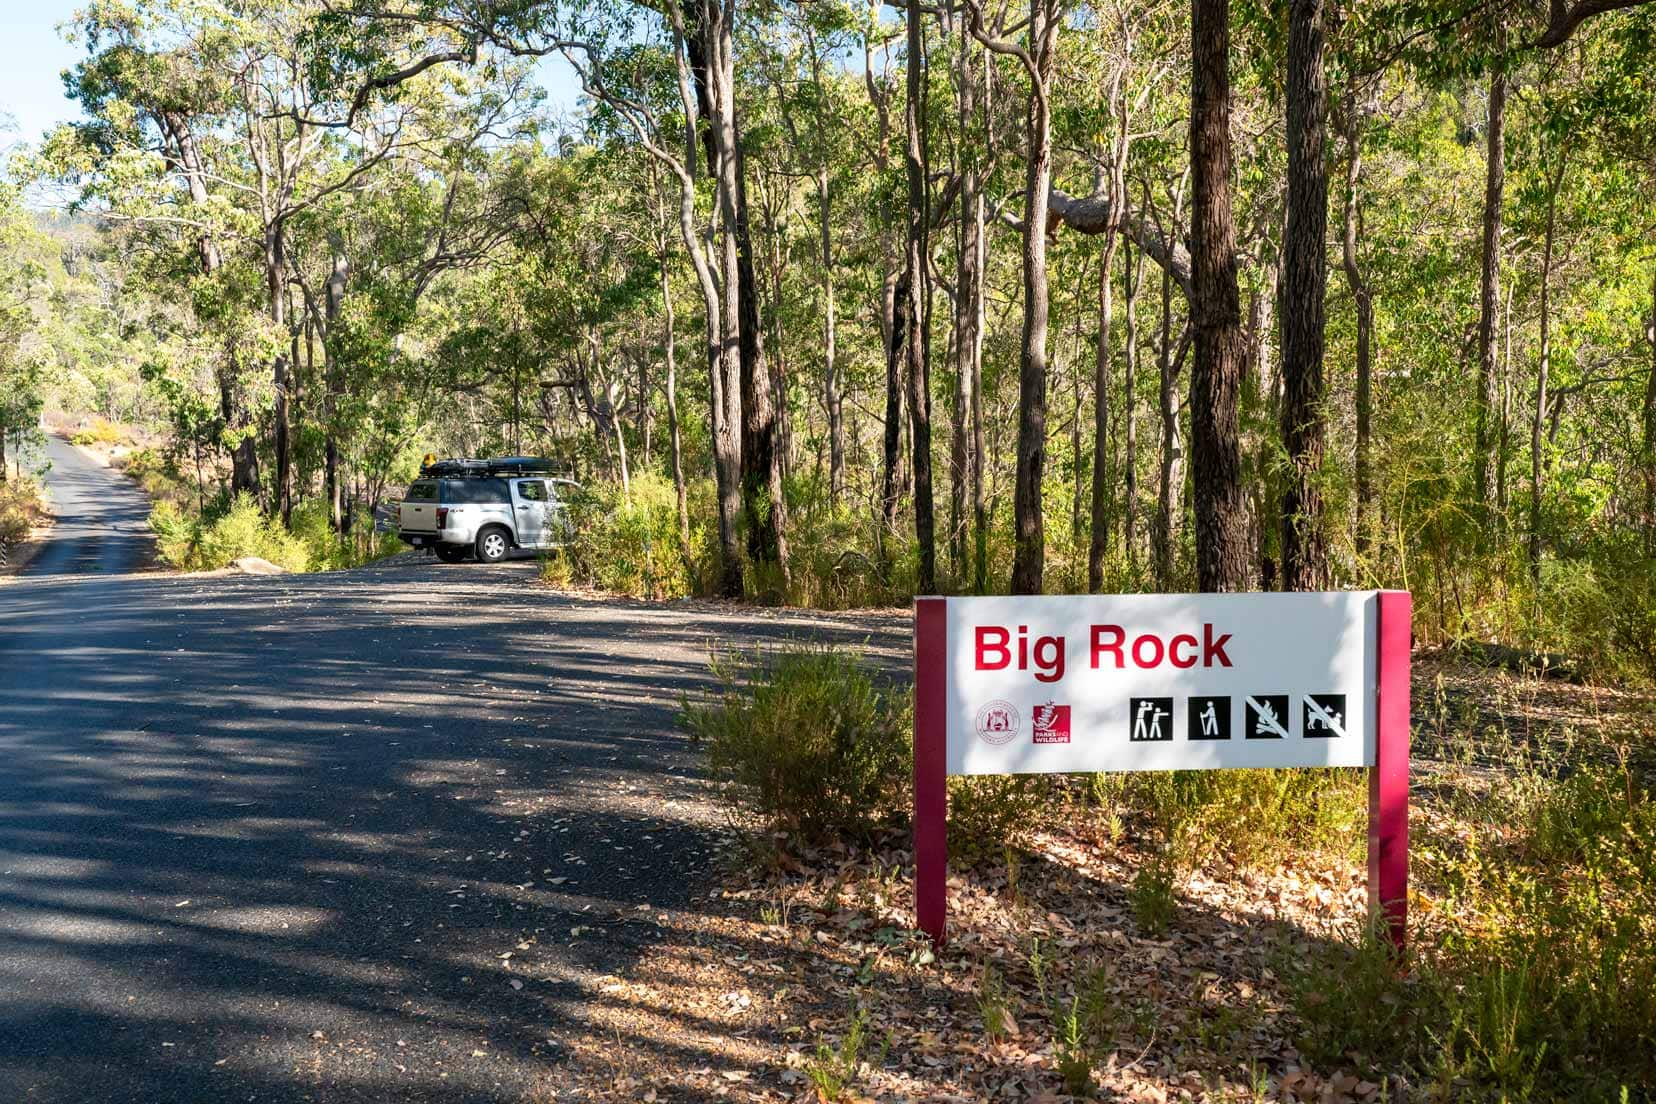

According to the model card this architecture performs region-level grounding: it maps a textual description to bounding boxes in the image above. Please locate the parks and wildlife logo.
[1032,702,1071,744]
[974,699,1019,745]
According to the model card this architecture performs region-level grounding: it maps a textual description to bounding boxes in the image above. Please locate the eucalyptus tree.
[963,0,1065,594]
[54,0,529,519]
[0,184,44,480]
[1279,0,1330,589]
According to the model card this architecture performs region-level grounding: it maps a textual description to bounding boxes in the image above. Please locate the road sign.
[913,591,1411,951]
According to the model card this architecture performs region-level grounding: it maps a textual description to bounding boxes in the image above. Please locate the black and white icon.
[1304,694,1347,738]
[1245,695,1291,739]
[1187,695,1231,740]
[1129,697,1173,742]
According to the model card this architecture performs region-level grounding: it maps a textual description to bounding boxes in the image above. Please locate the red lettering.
[1204,624,1233,667]
[1032,635,1065,682]
[976,626,1010,670]
[1169,633,1198,668]
[1131,634,1164,667]
[1090,624,1125,668]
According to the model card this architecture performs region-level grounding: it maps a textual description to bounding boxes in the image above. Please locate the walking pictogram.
[1129,697,1173,742]
[1245,695,1291,739]
[1187,695,1231,740]
[1304,694,1347,738]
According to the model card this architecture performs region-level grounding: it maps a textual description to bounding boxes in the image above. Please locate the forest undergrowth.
[597,649,1656,1103]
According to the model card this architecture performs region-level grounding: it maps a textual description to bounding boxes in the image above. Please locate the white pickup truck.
[397,458,576,563]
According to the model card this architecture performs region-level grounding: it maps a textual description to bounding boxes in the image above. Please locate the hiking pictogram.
[1187,695,1231,740]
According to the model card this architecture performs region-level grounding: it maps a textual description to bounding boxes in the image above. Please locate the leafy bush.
[564,473,710,598]
[0,475,47,548]
[69,417,128,448]
[288,500,398,570]
[680,646,911,844]
[150,494,310,572]
[1281,748,1656,1100]
[1092,767,1368,869]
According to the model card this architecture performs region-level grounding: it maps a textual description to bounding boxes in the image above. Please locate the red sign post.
[913,591,1411,952]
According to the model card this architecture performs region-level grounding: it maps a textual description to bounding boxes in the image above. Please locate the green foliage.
[1279,920,1415,1070]
[563,474,710,599]
[1093,768,1370,870]
[946,775,1045,859]
[287,501,400,571]
[1127,847,1179,936]
[0,475,48,548]
[69,417,128,447]
[805,1005,885,1101]
[149,495,310,573]
[680,646,911,844]
[1280,749,1656,1100]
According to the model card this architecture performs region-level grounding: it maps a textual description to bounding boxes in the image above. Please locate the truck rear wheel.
[475,527,510,564]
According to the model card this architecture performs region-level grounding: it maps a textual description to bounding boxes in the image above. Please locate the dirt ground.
[550,653,1654,1103]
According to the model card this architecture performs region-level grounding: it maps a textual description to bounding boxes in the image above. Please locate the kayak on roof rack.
[419,456,564,479]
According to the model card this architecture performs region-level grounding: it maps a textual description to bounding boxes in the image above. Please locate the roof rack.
[420,456,564,479]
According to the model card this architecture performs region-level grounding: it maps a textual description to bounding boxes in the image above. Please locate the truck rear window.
[405,480,437,502]
[441,478,511,505]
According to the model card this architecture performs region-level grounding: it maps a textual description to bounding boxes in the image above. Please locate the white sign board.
[942,592,1377,775]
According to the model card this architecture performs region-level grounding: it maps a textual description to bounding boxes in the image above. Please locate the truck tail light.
[436,507,449,528]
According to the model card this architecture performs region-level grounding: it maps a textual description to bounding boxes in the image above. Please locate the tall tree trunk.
[324,247,347,531]
[819,165,844,505]
[1279,0,1329,591]
[1009,0,1059,595]
[1153,264,1182,589]
[1341,91,1375,560]
[660,256,692,570]
[970,190,989,593]
[1475,41,1507,512]
[1530,150,1567,577]
[670,7,744,596]
[733,150,787,582]
[1188,0,1251,592]
[882,270,910,536]
[1088,226,1121,591]
[1087,70,1129,592]
[1123,237,1141,574]
[905,0,937,593]
[1645,263,1656,554]
[950,31,983,579]
[697,0,751,596]
[268,220,292,525]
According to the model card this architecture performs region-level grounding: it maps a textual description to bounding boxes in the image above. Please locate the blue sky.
[0,4,582,155]
[0,6,88,151]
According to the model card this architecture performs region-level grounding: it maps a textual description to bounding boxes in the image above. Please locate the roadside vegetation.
[0,474,50,564]
[0,0,1645,667]
[675,649,1654,1102]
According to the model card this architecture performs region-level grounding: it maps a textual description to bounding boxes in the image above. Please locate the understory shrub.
[0,474,47,548]
[69,416,127,448]
[150,494,310,572]
[564,473,711,598]
[1282,747,1655,1100]
[680,646,910,844]
[1090,767,1369,869]
[287,500,399,570]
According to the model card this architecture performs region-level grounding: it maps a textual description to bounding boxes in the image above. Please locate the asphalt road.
[0,453,905,1102]
[23,435,153,576]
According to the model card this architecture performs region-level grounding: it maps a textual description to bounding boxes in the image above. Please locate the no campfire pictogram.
[1245,695,1291,739]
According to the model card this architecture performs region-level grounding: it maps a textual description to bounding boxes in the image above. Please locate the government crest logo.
[1032,702,1071,744]
[974,700,1019,745]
